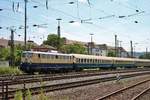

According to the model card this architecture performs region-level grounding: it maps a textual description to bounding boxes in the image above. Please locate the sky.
[0,0,150,52]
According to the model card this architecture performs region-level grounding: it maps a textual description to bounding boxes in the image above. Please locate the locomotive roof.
[23,51,72,56]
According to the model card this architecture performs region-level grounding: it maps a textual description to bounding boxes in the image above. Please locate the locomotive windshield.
[22,53,26,57]
[22,52,33,58]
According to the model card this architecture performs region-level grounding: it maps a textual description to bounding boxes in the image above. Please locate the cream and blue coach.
[112,57,135,68]
[72,54,114,70]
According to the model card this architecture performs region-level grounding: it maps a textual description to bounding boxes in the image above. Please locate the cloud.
[70,21,81,27]
[111,0,128,2]
[37,28,47,34]
[78,0,87,3]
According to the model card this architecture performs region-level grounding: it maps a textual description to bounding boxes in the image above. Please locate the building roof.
[94,44,108,50]
[64,38,87,45]
[0,38,38,48]
[0,38,8,48]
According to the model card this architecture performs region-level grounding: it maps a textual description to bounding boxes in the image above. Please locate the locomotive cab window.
[22,53,26,57]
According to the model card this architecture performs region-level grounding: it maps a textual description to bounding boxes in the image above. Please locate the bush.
[0,67,22,75]
[14,91,23,100]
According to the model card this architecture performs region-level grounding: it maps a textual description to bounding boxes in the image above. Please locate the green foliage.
[0,48,10,61]
[0,67,22,75]
[43,34,65,48]
[14,50,23,66]
[26,89,32,100]
[0,44,24,66]
[107,51,116,57]
[38,88,48,100]
[61,43,86,54]
[14,91,23,100]
[139,53,150,59]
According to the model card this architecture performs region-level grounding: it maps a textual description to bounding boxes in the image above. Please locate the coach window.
[89,59,91,63]
[83,59,85,63]
[95,59,97,63]
[87,59,89,63]
[68,56,70,60]
[92,59,95,63]
[67,56,69,60]
[80,59,82,63]
[98,60,100,63]
[81,59,83,63]
[78,59,80,63]
[70,56,72,61]
[77,59,79,63]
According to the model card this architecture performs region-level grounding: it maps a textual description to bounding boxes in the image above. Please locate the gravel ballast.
[32,74,150,100]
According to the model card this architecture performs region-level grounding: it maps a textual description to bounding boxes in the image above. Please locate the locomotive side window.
[38,54,40,58]
[55,55,58,59]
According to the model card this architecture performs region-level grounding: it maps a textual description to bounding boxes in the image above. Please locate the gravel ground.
[137,89,150,100]
[31,74,150,100]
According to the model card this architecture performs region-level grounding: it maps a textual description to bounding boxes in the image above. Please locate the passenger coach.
[72,54,114,70]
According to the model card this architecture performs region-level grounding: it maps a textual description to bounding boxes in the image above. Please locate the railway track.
[0,68,149,81]
[95,76,150,100]
[131,87,150,100]
[0,71,150,99]
[0,68,150,86]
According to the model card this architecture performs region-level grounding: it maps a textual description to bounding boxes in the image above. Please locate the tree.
[139,53,150,59]
[61,43,86,54]
[43,34,65,49]
[0,48,10,61]
[107,51,116,57]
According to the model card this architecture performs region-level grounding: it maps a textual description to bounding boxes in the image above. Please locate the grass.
[0,67,22,75]
[14,91,23,100]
